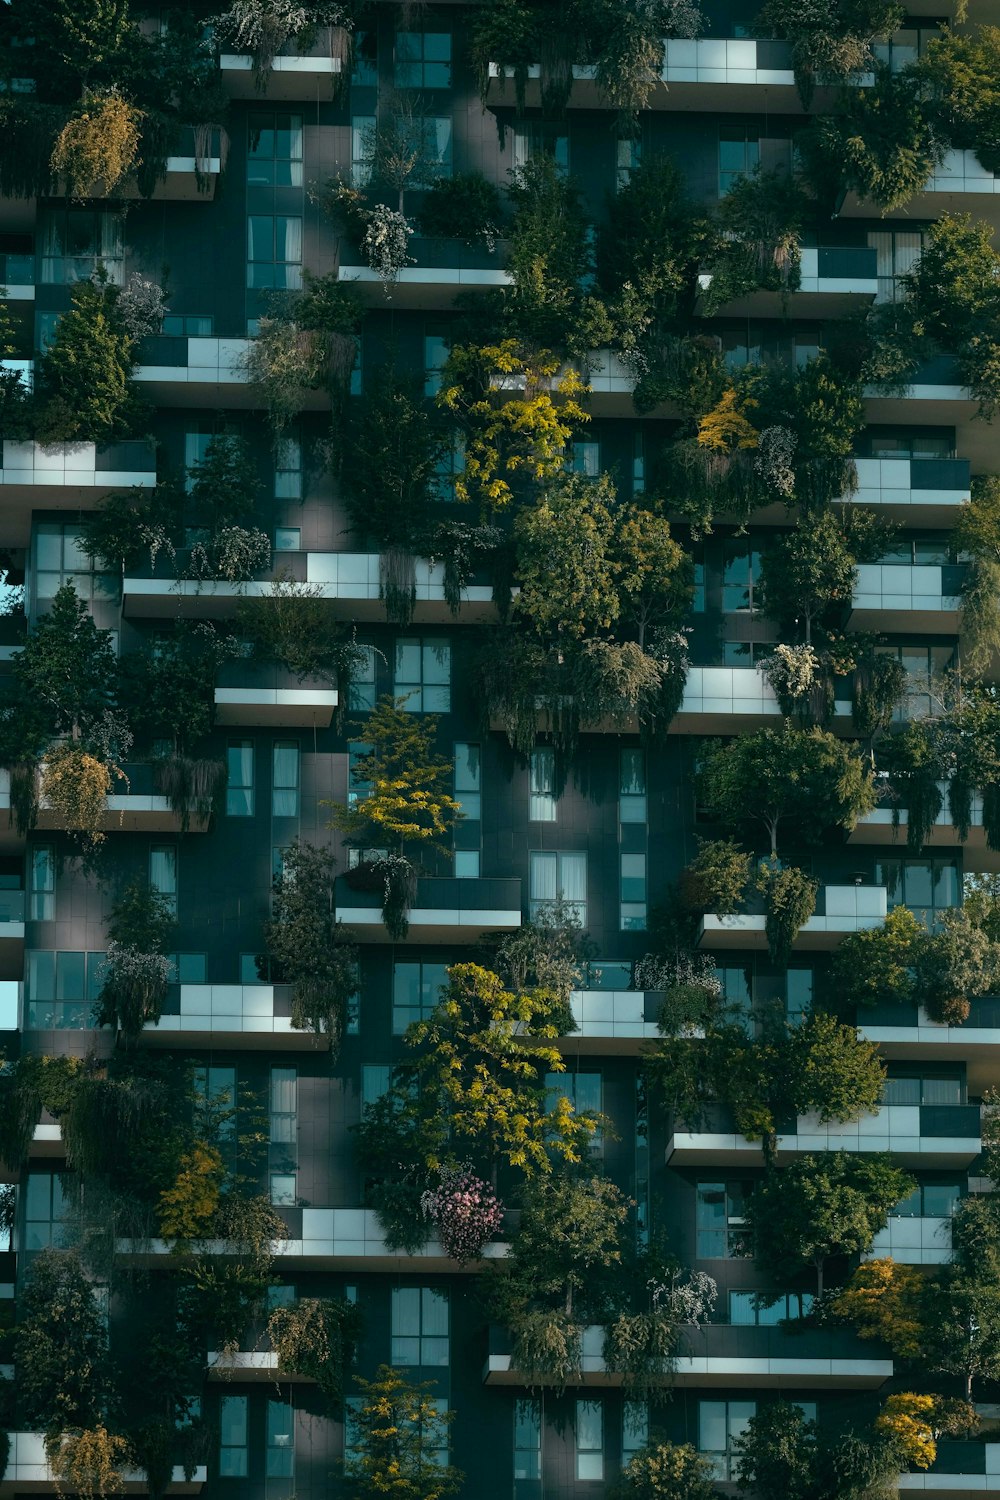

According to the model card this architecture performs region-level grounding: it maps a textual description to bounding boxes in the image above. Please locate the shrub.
[418,172,503,249]
[756,860,818,968]
[678,838,750,915]
[265,839,358,1051]
[267,1296,362,1404]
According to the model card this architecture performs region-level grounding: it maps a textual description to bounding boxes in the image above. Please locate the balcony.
[898,1444,1000,1495]
[0,252,34,301]
[864,356,977,431]
[850,563,964,631]
[122,129,225,201]
[483,1322,891,1388]
[841,457,971,523]
[220,30,343,99]
[141,983,326,1051]
[699,245,878,319]
[132,337,318,408]
[122,552,500,623]
[1,1433,206,1493]
[850,785,1000,872]
[0,892,24,981]
[860,997,1000,1094]
[665,1101,981,1167]
[841,149,1000,222]
[698,884,887,952]
[0,764,211,846]
[487,37,800,112]
[214,663,337,728]
[863,1212,952,1265]
[119,1206,510,1271]
[338,237,512,309]
[335,875,522,944]
[0,438,156,542]
[562,989,662,1054]
[207,1350,311,1382]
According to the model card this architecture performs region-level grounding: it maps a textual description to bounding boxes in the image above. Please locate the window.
[184,429,214,491]
[150,845,177,914]
[266,1397,294,1478]
[431,435,465,501]
[692,557,705,613]
[696,1182,751,1259]
[247,214,303,290]
[583,960,633,990]
[867,228,924,304]
[391,1287,449,1366]
[719,126,759,195]
[514,1399,541,1482]
[622,1402,648,1465]
[616,136,641,190]
[576,1400,603,1481]
[240,953,267,984]
[863,425,954,460]
[729,1290,814,1325]
[347,741,372,807]
[24,1173,67,1251]
[227,741,254,816]
[351,115,376,187]
[393,962,449,1035]
[893,1180,962,1217]
[362,1065,390,1106]
[424,335,449,396]
[413,116,453,185]
[275,435,302,499]
[631,431,645,495]
[722,540,761,612]
[267,1284,296,1310]
[786,968,812,1023]
[26,951,105,1030]
[34,523,116,606]
[699,1400,755,1481]
[882,1073,963,1106]
[40,207,124,284]
[162,314,213,336]
[349,646,377,711]
[570,440,600,477]
[275,526,300,552]
[270,1066,297,1144]
[876,857,959,928]
[619,750,646,824]
[219,1395,248,1477]
[394,638,451,712]
[529,851,586,924]
[30,845,54,921]
[272,742,299,818]
[513,123,568,171]
[352,29,377,85]
[714,968,752,1030]
[546,1072,602,1155]
[454,743,481,878]
[394,30,451,88]
[167,953,207,983]
[620,853,647,931]
[529,748,557,822]
[876,644,956,721]
[454,743,481,820]
[247,113,303,186]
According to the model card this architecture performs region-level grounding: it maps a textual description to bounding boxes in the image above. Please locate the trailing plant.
[426,521,504,617]
[678,838,750,916]
[266,1296,362,1404]
[158,1142,226,1241]
[421,1163,505,1263]
[184,525,271,584]
[210,2,353,91]
[493,899,591,1012]
[153,755,226,833]
[237,576,367,686]
[265,839,358,1049]
[40,744,116,850]
[702,168,807,311]
[761,643,821,721]
[756,859,818,968]
[47,1427,130,1500]
[242,317,329,437]
[81,483,181,577]
[15,1248,114,1432]
[603,1266,717,1401]
[755,0,904,103]
[120,623,237,753]
[342,371,449,558]
[50,90,142,198]
[882,719,946,851]
[94,881,175,1040]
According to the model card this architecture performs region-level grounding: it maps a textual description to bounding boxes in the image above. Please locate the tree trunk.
[768,819,778,861]
[815,1255,824,1297]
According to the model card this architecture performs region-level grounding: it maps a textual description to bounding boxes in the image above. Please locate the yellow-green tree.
[345,1366,461,1500]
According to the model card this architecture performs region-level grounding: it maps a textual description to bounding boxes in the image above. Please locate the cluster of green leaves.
[831,903,1000,1025]
[264,838,359,1050]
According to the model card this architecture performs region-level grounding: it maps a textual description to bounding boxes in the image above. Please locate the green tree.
[913,907,1000,1025]
[345,1365,462,1500]
[920,1267,1000,1399]
[699,723,876,859]
[829,905,922,1011]
[758,511,858,644]
[612,1443,720,1500]
[733,1401,817,1500]
[678,837,751,916]
[35,278,136,444]
[615,505,693,647]
[7,582,117,752]
[513,473,621,640]
[797,67,940,212]
[342,371,449,549]
[957,475,1000,676]
[187,434,261,531]
[505,155,591,348]
[332,697,461,861]
[15,1248,114,1433]
[401,962,599,1175]
[264,839,359,1050]
[917,25,1000,171]
[746,1151,915,1294]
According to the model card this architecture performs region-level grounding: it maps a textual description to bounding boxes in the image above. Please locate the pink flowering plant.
[421,1163,504,1264]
